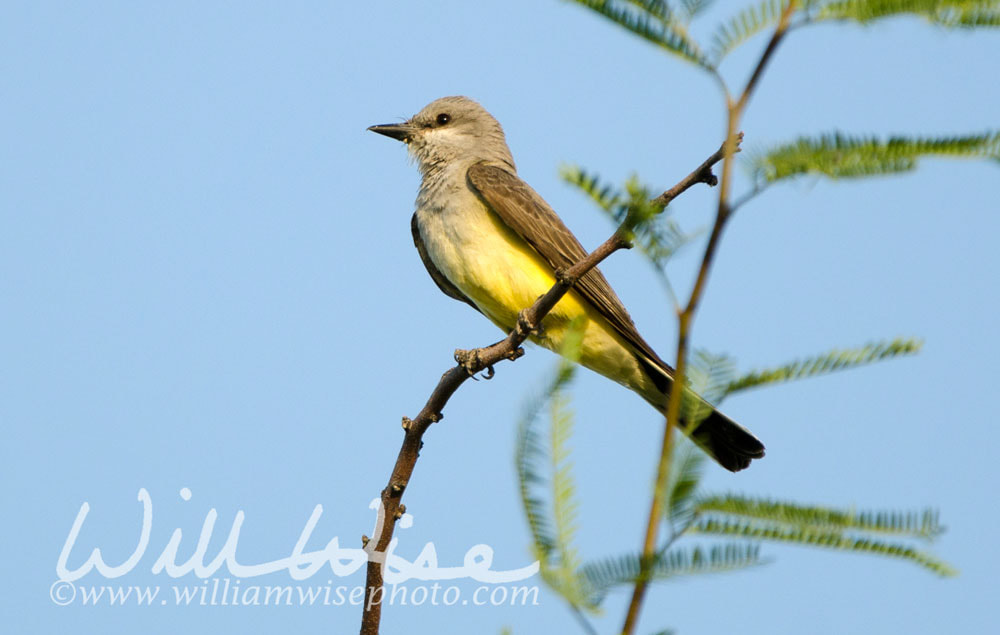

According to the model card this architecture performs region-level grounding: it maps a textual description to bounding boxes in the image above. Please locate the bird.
[368,96,764,471]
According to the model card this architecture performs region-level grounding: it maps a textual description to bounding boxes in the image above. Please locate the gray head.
[368,96,516,175]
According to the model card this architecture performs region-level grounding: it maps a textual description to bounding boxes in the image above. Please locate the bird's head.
[368,96,515,174]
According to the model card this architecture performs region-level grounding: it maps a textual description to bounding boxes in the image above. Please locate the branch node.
[507,347,525,362]
[454,347,484,376]
[390,480,407,495]
[612,229,635,250]
[555,266,578,287]
[427,412,442,423]
[699,168,719,187]
[394,504,407,520]
[515,309,540,338]
[401,416,413,431]
[361,534,370,548]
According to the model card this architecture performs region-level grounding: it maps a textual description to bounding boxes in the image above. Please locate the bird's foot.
[515,309,542,338]
[455,347,489,379]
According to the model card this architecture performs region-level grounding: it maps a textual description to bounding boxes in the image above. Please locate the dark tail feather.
[633,356,765,471]
[684,409,765,472]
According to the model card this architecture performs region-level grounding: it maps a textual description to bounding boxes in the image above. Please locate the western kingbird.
[369,96,764,471]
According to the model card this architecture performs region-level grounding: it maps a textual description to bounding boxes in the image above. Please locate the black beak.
[367,123,413,142]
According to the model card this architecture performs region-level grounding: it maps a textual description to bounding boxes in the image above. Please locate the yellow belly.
[420,205,651,397]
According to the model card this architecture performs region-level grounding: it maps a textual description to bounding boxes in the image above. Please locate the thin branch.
[687,0,796,320]
[359,140,734,635]
[620,4,798,634]
[570,605,601,635]
[734,0,797,116]
[731,182,768,213]
[652,133,741,207]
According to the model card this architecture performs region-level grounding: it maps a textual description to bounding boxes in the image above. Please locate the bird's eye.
[436,113,451,125]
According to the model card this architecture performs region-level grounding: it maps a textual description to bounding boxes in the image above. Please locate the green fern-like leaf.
[665,439,707,530]
[723,337,922,395]
[750,130,1000,183]
[580,543,763,602]
[695,494,945,539]
[815,0,1000,28]
[514,323,598,611]
[948,7,1000,25]
[711,0,794,61]
[562,167,695,269]
[549,389,584,579]
[559,315,589,365]
[515,394,558,560]
[568,0,714,68]
[515,321,587,561]
[561,165,622,214]
[690,517,957,576]
[679,0,715,20]
[621,175,693,266]
[687,349,738,404]
[674,349,736,438]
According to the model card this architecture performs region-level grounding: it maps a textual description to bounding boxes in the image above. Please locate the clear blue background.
[2,2,997,633]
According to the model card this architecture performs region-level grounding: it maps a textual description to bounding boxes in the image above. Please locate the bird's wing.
[411,212,482,313]
[466,162,672,390]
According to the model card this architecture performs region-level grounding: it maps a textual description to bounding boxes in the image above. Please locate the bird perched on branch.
[369,96,764,471]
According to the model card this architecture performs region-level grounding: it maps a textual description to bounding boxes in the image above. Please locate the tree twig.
[358,139,735,635]
[651,135,740,208]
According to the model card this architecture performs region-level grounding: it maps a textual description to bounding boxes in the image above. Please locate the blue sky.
[2,2,998,633]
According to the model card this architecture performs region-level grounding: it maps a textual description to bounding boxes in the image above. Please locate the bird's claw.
[455,348,496,380]
[454,348,480,376]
